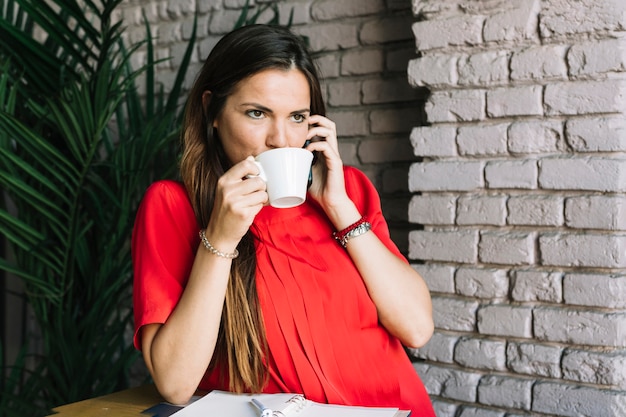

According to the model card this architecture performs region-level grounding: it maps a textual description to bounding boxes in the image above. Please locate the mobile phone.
[303,138,322,188]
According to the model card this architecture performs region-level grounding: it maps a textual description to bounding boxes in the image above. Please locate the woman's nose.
[266,122,289,148]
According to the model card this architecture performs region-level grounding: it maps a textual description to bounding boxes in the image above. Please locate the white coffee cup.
[251,147,313,208]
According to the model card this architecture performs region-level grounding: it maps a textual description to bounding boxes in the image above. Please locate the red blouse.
[132,166,435,416]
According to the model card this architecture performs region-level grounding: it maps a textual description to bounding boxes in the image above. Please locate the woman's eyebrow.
[240,103,310,115]
[240,102,273,113]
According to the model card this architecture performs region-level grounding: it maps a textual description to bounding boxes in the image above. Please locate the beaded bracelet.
[199,230,239,259]
[332,217,372,248]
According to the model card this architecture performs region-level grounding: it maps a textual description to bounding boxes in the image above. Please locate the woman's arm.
[139,158,267,405]
[305,115,433,348]
[326,201,434,348]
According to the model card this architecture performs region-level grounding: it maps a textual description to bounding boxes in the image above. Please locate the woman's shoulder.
[343,165,379,204]
[141,180,189,206]
[144,179,187,197]
[138,180,194,218]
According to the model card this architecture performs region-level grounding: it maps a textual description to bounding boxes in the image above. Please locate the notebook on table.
[170,390,411,417]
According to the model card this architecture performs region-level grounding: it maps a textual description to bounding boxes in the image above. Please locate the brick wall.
[114,0,425,253]
[408,0,626,415]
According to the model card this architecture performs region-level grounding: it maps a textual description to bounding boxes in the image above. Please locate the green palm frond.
[0,0,197,414]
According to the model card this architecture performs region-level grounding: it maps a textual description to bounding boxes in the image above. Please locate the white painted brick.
[409,194,456,225]
[485,160,538,189]
[566,116,626,152]
[457,195,507,226]
[508,120,564,154]
[432,296,479,332]
[426,90,486,123]
[197,0,221,14]
[454,338,506,371]
[487,86,543,118]
[565,196,626,230]
[539,157,626,192]
[412,263,456,294]
[510,45,568,81]
[415,363,482,402]
[431,400,458,417]
[208,9,242,34]
[455,267,509,299]
[409,161,483,192]
[532,382,626,416]
[564,273,626,308]
[539,233,626,268]
[478,375,533,410]
[568,38,626,77]
[478,305,533,338]
[544,80,626,116]
[457,51,509,86]
[410,126,458,157]
[483,0,540,42]
[410,331,458,363]
[511,270,563,303]
[458,407,504,417]
[167,0,195,17]
[457,123,508,156]
[411,15,484,51]
[540,0,626,38]
[479,232,536,265]
[276,2,310,26]
[408,54,458,88]
[409,229,478,263]
[506,342,563,378]
[507,195,564,227]
[562,348,626,389]
[534,307,626,347]
[311,0,385,20]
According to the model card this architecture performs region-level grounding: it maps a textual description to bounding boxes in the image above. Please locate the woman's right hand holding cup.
[204,156,268,251]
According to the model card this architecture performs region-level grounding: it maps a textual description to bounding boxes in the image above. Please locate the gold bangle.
[198,230,239,259]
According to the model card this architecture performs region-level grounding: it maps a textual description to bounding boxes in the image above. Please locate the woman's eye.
[247,110,264,119]
[292,114,306,123]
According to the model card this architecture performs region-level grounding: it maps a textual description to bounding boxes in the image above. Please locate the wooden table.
[48,384,165,417]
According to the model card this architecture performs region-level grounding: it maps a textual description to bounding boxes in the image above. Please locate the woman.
[132,24,435,415]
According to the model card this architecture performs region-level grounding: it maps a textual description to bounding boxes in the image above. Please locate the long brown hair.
[179,24,326,393]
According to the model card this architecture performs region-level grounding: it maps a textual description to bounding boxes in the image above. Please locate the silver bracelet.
[338,221,372,248]
[198,230,239,259]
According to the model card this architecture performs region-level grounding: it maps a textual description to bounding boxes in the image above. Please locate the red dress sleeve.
[131,180,198,350]
[343,166,405,261]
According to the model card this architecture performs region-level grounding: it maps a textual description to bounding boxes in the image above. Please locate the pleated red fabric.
[132,166,435,416]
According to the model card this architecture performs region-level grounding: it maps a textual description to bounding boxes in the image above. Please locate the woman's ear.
[202,90,211,108]
[202,91,218,129]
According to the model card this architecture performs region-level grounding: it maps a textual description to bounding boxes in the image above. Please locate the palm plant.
[0,0,196,415]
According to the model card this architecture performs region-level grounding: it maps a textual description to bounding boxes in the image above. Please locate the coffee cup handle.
[246,161,267,182]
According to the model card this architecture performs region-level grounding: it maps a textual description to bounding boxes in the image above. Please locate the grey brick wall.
[408,0,626,415]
